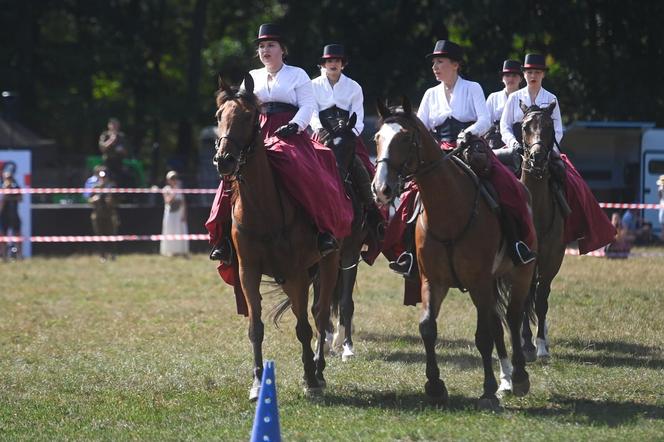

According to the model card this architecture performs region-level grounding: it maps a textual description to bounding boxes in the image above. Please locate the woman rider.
[310,43,385,258]
[485,60,523,150]
[386,40,536,276]
[499,53,616,254]
[207,24,352,265]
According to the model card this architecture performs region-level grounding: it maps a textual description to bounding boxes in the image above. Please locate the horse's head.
[321,113,357,177]
[372,96,422,204]
[212,73,261,177]
[520,100,557,180]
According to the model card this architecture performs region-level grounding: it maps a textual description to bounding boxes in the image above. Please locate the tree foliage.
[1,0,662,179]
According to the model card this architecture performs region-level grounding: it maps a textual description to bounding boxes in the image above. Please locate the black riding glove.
[275,122,299,138]
[456,130,472,147]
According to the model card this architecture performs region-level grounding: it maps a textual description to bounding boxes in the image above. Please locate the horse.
[372,98,536,409]
[316,113,368,361]
[213,73,340,400]
[518,101,566,361]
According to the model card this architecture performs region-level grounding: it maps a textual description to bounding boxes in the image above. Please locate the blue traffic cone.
[250,360,281,442]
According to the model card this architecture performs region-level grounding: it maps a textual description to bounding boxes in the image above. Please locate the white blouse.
[310,72,365,135]
[486,89,509,124]
[247,64,316,131]
[416,76,490,137]
[500,86,563,148]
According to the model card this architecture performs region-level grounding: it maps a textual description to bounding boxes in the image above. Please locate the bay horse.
[213,74,339,399]
[518,101,566,361]
[315,113,368,361]
[372,98,536,409]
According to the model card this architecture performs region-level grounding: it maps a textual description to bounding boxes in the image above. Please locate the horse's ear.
[545,100,557,115]
[400,95,412,115]
[218,75,232,95]
[348,112,357,130]
[519,99,529,114]
[376,98,391,120]
[241,72,254,96]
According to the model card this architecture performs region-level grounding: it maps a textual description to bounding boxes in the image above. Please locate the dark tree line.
[1,0,662,180]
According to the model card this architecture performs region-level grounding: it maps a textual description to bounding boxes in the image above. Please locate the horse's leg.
[521,276,538,362]
[419,278,449,405]
[285,273,321,396]
[505,271,533,397]
[312,252,339,388]
[470,285,500,410]
[535,279,552,359]
[493,315,512,395]
[311,275,333,356]
[239,267,264,402]
[338,248,359,361]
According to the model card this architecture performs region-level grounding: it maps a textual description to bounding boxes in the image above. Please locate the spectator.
[0,165,22,260]
[160,171,189,257]
[605,212,632,259]
[621,209,638,238]
[88,168,119,261]
[83,165,106,199]
[98,117,128,185]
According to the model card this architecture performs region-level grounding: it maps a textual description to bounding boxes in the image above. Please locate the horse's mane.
[215,87,260,110]
[381,107,433,140]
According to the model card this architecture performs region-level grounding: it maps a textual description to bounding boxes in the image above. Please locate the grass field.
[1,251,663,441]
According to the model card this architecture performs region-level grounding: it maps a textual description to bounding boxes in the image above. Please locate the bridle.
[376,115,459,195]
[213,97,261,181]
[521,110,554,181]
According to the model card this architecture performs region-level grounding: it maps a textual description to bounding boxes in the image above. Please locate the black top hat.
[255,23,284,44]
[320,44,347,62]
[522,53,548,71]
[502,59,522,74]
[426,40,463,62]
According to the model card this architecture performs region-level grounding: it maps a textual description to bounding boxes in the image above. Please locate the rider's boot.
[502,213,536,265]
[388,222,417,278]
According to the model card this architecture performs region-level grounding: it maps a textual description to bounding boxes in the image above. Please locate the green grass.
[1,251,663,441]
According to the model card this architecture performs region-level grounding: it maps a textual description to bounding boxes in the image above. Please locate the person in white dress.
[160,170,189,256]
[485,60,522,149]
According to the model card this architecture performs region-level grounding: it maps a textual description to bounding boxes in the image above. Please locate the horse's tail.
[494,277,510,326]
[265,281,290,328]
[524,273,538,326]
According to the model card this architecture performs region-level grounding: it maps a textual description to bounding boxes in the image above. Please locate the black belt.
[434,117,473,142]
[319,106,350,121]
[260,102,298,115]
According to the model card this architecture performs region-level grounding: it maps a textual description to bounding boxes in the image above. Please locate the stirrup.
[388,251,414,276]
[515,241,536,265]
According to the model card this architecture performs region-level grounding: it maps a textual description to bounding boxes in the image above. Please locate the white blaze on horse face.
[373,122,403,204]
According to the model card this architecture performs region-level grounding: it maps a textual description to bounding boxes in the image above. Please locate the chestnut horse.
[213,74,339,399]
[372,99,536,409]
[317,113,368,361]
[518,101,566,361]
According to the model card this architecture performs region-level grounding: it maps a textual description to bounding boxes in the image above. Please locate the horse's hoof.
[477,395,501,412]
[341,343,355,362]
[304,385,324,399]
[512,378,530,397]
[425,380,448,406]
[316,374,327,389]
[536,338,550,359]
[249,380,261,402]
[497,378,513,397]
[523,347,537,363]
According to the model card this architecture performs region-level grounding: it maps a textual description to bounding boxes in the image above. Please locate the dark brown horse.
[372,98,536,409]
[213,74,339,400]
[518,101,566,361]
[317,113,368,361]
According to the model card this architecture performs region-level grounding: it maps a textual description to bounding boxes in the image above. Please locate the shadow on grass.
[521,394,664,426]
[360,332,474,349]
[375,350,482,369]
[320,388,478,412]
[555,339,664,369]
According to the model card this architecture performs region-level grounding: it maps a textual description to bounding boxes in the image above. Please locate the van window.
[647,160,664,175]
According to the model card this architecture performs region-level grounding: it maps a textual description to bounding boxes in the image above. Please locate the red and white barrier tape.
[0,188,662,209]
[0,187,217,194]
[0,234,208,243]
